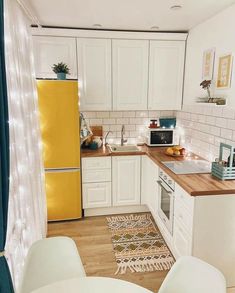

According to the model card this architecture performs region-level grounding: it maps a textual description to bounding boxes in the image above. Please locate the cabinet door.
[112,156,141,206]
[173,218,192,259]
[141,156,159,214]
[112,40,148,110]
[148,41,185,110]
[33,36,77,79]
[77,38,112,111]
[83,182,112,208]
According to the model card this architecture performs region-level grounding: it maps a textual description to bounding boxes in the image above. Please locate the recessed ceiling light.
[170,5,182,10]
[150,26,160,30]
[93,24,102,28]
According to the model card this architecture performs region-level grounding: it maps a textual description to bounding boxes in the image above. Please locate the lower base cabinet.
[173,218,192,258]
[82,182,112,208]
[112,156,141,206]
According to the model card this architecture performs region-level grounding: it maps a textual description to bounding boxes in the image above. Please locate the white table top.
[31,277,153,293]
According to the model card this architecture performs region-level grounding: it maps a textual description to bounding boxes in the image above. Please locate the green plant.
[52,62,70,74]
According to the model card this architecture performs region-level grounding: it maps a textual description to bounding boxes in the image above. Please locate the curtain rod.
[16,0,42,28]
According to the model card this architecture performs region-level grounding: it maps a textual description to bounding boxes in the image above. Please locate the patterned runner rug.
[107,213,174,274]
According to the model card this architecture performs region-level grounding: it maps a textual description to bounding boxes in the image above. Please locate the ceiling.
[26,0,235,31]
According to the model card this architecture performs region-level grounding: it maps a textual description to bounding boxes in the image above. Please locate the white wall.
[184,4,235,108]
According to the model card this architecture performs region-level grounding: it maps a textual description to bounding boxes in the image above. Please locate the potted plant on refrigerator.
[52,62,70,80]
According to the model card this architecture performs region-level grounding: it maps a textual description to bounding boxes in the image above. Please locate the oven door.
[149,130,174,146]
[157,179,174,235]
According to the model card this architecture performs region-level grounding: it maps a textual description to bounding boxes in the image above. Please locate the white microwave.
[146,128,179,146]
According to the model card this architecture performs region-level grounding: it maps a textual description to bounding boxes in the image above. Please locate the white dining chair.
[19,236,86,293]
[158,256,226,293]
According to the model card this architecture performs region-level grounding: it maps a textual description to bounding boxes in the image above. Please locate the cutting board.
[91,126,103,137]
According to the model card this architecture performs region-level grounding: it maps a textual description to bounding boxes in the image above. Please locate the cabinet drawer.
[173,218,192,259]
[82,182,112,208]
[175,184,194,213]
[82,169,111,183]
[174,199,193,234]
[82,157,111,170]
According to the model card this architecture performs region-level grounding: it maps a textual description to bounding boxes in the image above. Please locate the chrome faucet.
[104,131,112,145]
[121,125,127,146]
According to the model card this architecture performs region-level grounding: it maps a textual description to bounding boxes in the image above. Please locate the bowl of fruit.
[165,146,186,157]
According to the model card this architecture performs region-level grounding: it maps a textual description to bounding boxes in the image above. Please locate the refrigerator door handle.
[45,168,80,173]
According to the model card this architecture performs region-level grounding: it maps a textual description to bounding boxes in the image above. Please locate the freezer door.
[37,80,80,169]
[45,169,82,221]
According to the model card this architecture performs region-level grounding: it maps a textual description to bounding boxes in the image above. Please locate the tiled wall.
[176,105,235,161]
[82,110,174,144]
[82,106,235,161]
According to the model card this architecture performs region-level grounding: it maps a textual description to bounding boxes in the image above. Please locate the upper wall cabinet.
[148,41,185,110]
[112,40,149,110]
[32,36,77,79]
[77,38,112,111]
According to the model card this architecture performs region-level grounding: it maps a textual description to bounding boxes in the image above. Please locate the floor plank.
[47,215,169,293]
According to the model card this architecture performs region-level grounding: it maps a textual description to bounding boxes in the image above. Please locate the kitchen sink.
[108,144,139,153]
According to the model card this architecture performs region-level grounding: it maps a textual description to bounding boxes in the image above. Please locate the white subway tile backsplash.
[160,110,175,117]
[102,125,110,131]
[210,126,220,136]
[109,124,122,131]
[89,118,103,125]
[84,108,235,161]
[206,116,216,125]
[102,118,116,125]
[222,108,235,119]
[125,124,136,131]
[176,106,235,161]
[221,128,233,140]
[212,107,223,117]
[122,111,136,118]
[96,111,110,118]
[129,118,145,125]
[227,119,235,130]
[82,112,97,118]
[148,110,161,117]
[215,117,227,128]
[109,111,123,118]
[116,118,129,125]
[135,111,148,118]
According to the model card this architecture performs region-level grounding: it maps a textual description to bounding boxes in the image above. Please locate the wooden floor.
[47,214,169,293]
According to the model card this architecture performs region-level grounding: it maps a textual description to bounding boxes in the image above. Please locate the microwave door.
[151,131,173,145]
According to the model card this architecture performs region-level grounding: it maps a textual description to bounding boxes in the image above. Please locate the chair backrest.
[158,256,226,293]
[19,236,86,293]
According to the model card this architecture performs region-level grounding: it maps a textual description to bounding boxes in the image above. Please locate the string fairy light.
[3,0,47,290]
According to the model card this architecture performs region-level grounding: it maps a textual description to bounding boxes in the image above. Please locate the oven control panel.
[159,168,175,191]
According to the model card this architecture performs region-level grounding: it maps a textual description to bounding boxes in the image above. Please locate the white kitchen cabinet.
[32,36,77,79]
[112,156,141,206]
[173,218,192,258]
[141,156,159,215]
[148,40,185,110]
[112,40,149,110]
[83,182,112,208]
[77,38,112,111]
[82,157,112,209]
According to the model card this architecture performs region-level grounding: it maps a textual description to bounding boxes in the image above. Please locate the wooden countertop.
[81,145,235,196]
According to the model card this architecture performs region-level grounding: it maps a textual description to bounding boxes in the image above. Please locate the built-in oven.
[157,168,175,235]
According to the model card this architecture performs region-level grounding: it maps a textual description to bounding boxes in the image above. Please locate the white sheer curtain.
[4,0,47,289]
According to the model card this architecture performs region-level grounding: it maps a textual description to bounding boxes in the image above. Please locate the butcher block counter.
[81,145,235,196]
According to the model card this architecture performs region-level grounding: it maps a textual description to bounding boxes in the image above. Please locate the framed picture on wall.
[216,53,233,89]
[202,48,215,80]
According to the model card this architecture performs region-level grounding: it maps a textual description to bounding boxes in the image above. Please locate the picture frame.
[216,53,233,89]
[202,48,215,80]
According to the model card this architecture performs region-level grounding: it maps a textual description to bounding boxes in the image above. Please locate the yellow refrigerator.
[37,80,82,221]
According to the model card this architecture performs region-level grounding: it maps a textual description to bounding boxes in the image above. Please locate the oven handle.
[156,180,174,194]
